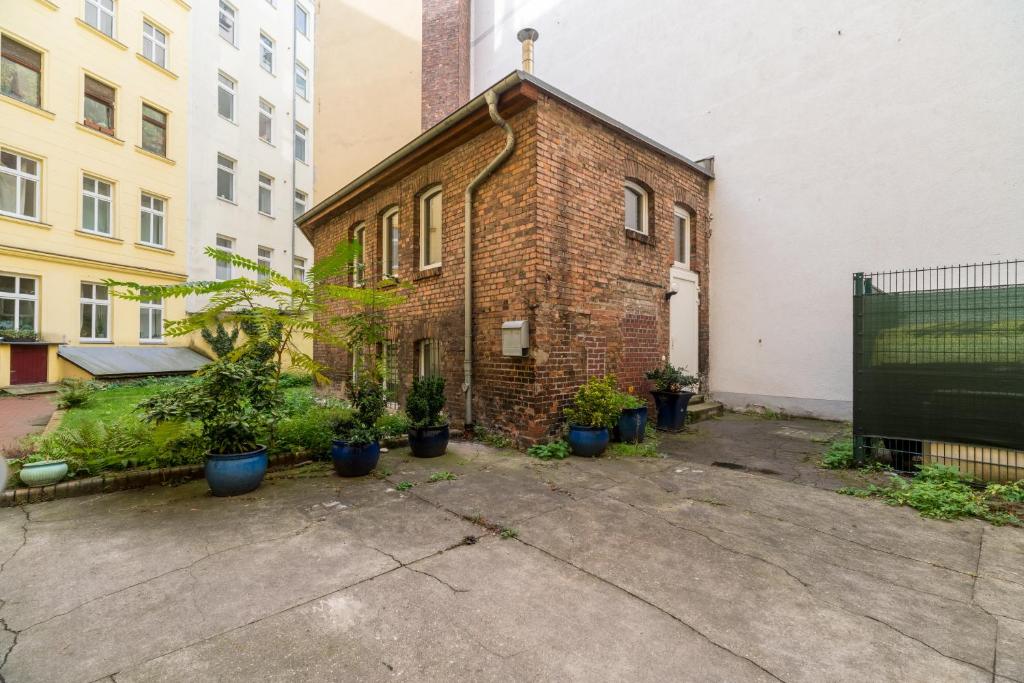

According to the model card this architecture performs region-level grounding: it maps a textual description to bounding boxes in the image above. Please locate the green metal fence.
[852,261,1024,482]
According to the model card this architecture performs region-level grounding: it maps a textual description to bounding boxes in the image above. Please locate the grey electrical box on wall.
[501,320,529,357]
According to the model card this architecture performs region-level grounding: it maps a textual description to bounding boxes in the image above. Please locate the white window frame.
[218,1,236,46]
[673,205,691,269]
[294,123,307,163]
[216,153,235,202]
[142,20,167,68]
[292,256,306,282]
[381,207,399,278]
[84,0,116,38]
[295,4,309,37]
[81,174,113,236]
[215,235,234,280]
[139,192,165,247]
[139,297,163,342]
[79,282,110,342]
[257,245,272,282]
[0,149,41,221]
[352,223,365,287]
[0,274,38,333]
[624,180,648,235]
[416,339,440,378]
[258,172,273,216]
[259,32,274,74]
[217,72,236,122]
[293,189,307,218]
[294,62,308,100]
[258,98,273,143]
[419,186,442,270]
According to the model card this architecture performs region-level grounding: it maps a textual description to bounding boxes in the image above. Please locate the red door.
[10,345,47,385]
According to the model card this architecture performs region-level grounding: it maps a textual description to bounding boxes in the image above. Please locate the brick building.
[298,71,713,443]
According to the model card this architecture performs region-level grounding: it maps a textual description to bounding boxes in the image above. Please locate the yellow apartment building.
[0,0,195,387]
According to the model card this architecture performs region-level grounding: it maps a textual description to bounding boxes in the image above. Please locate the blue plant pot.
[331,439,380,477]
[567,425,610,457]
[408,424,449,458]
[651,391,694,432]
[616,406,648,444]
[205,446,268,497]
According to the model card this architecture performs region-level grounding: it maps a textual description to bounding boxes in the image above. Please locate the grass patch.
[527,441,570,460]
[428,471,457,482]
[608,425,660,458]
[59,379,178,431]
[820,436,855,469]
[395,481,414,491]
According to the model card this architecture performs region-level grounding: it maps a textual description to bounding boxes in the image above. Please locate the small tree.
[407,376,447,428]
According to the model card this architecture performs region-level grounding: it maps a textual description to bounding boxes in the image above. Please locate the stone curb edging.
[42,408,65,435]
[1,452,305,507]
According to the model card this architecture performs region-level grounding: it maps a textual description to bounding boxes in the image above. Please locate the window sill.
[220,36,238,50]
[413,266,442,282]
[219,115,238,127]
[135,242,173,254]
[139,340,166,345]
[75,18,129,50]
[76,229,123,243]
[216,196,238,206]
[172,0,191,9]
[76,122,125,145]
[134,146,175,165]
[258,211,275,219]
[0,94,56,120]
[80,340,114,345]
[33,0,59,10]
[259,138,275,148]
[625,229,655,246]
[0,214,52,230]
[135,53,179,80]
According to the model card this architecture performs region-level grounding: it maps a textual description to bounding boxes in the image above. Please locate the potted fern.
[406,375,448,458]
[645,362,699,432]
[331,374,385,477]
[564,375,623,457]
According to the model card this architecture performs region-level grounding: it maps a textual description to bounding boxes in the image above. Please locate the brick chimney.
[421,0,471,130]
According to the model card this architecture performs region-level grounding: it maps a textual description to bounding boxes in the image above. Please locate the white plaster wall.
[188,0,315,310]
[471,0,1024,418]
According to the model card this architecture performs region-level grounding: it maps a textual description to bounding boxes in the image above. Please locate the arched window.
[352,222,366,286]
[673,205,691,267]
[419,186,442,269]
[624,180,648,235]
[381,207,400,278]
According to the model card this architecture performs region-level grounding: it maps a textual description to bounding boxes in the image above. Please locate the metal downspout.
[463,90,515,429]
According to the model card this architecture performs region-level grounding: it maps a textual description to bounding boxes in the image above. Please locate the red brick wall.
[421,0,470,130]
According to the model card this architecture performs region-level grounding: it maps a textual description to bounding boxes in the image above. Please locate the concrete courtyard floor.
[0,414,1022,682]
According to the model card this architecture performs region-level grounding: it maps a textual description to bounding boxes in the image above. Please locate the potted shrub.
[406,376,449,458]
[616,388,648,444]
[563,375,623,457]
[18,456,68,488]
[646,362,699,432]
[332,374,385,477]
[138,358,273,496]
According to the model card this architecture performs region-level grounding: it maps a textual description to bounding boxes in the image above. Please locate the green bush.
[376,412,411,438]
[407,376,446,428]
[200,321,240,359]
[820,437,854,469]
[56,379,99,410]
[645,362,698,393]
[275,406,352,460]
[527,441,570,460]
[278,372,314,389]
[564,375,625,429]
[339,375,386,445]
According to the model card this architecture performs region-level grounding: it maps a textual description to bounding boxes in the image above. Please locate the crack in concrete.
[0,507,30,680]
[367,541,473,595]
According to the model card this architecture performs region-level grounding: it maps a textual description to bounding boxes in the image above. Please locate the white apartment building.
[187,0,315,311]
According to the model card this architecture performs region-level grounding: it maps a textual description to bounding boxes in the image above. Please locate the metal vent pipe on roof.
[517,28,539,74]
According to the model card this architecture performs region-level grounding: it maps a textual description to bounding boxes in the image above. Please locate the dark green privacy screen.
[853,262,1024,469]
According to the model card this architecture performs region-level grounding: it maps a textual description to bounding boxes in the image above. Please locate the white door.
[669,265,699,374]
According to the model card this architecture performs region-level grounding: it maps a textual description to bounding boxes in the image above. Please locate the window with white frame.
[216,153,235,201]
[673,206,691,267]
[215,235,234,280]
[0,274,37,333]
[217,72,235,121]
[142,21,167,68]
[293,190,307,218]
[82,175,113,235]
[292,257,306,282]
[84,0,115,38]
[381,207,399,278]
[294,62,308,99]
[259,33,274,73]
[352,223,365,286]
[0,149,40,221]
[258,172,273,215]
[218,1,236,45]
[80,282,110,341]
[416,339,440,378]
[258,99,273,143]
[257,245,272,281]
[624,181,648,235]
[1,36,43,108]
[295,4,309,36]
[139,296,163,341]
[419,186,442,269]
[139,192,165,247]
[294,123,307,162]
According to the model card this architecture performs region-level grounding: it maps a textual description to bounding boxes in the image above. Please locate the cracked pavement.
[0,414,1021,682]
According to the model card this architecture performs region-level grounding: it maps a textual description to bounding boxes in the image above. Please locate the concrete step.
[687,400,723,423]
[2,383,61,396]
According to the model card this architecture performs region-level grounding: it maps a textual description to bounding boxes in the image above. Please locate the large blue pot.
[408,424,449,458]
[651,391,694,432]
[205,446,268,497]
[567,425,610,457]
[331,439,380,477]
[616,406,648,444]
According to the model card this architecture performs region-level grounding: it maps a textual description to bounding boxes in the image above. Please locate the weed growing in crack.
[395,481,414,491]
[428,471,457,482]
[372,467,393,478]
[499,527,518,539]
